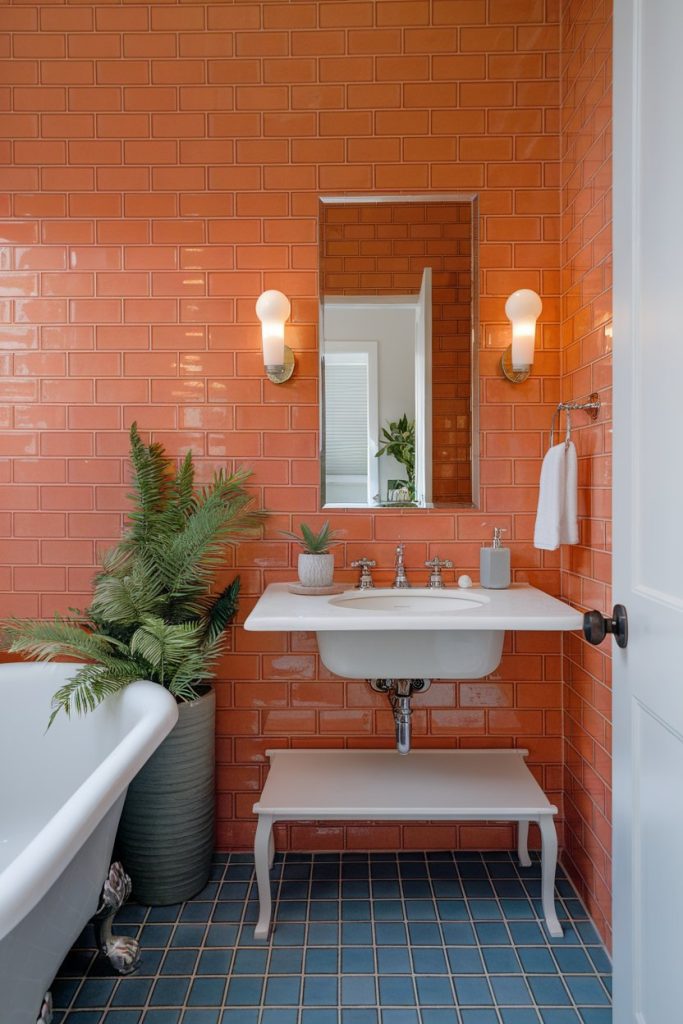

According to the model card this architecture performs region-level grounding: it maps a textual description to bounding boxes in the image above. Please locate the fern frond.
[90,554,165,626]
[168,643,222,701]
[2,617,121,663]
[203,577,240,645]
[129,617,204,685]
[173,450,196,519]
[49,661,141,725]
[125,422,173,547]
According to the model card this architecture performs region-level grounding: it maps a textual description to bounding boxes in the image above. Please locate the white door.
[613,1,683,1019]
[414,267,432,505]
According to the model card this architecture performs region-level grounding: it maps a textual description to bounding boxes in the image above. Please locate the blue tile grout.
[52,850,612,1024]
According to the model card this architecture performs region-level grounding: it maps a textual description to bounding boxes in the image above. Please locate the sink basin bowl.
[244,582,583,681]
[320,588,498,679]
[329,590,486,614]
[317,625,503,679]
[322,589,499,676]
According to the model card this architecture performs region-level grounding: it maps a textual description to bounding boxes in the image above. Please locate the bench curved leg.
[538,815,562,937]
[254,814,274,942]
[517,819,531,867]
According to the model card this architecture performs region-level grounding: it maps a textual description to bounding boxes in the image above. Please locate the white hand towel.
[533,441,579,550]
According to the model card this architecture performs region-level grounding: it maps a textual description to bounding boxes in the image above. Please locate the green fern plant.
[281,520,341,554]
[2,424,265,724]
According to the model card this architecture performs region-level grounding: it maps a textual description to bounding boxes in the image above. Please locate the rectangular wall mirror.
[319,194,479,510]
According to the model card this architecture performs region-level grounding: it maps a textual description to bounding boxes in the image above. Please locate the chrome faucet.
[351,557,376,590]
[392,543,411,589]
[425,556,453,589]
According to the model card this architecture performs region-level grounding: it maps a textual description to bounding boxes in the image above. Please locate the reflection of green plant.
[2,424,265,723]
[376,414,416,499]
[281,520,342,554]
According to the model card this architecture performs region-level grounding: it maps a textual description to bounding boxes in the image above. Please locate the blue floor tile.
[341,974,377,1005]
[460,1011,499,1024]
[261,1010,298,1024]
[489,975,533,1006]
[150,977,191,1006]
[144,1011,182,1024]
[421,1011,458,1024]
[343,1010,380,1024]
[481,946,521,973]
[263,975,301,1005]
[182,1011,220,1024]
[224,976,263,1006]
[343,946,375,973]
[414,976,454,1006]
[301,1011,336,1024]
[302,976,338,1006]
[111,978,152,1006]
[528,975,572,1005]
[446,947,485,974]
[378,976,416,1006]
[411,946,448,974]
[453,977,494,1006]
[499,1010,542,1024]
[518,946,558,973]
[381,1010,420,1024]
[52,851,611,1024]
[564,975,610,1006]
[103,1012,141,1024]
[377,948,412,974]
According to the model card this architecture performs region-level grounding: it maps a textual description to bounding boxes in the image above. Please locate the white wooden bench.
[252,748,562,941]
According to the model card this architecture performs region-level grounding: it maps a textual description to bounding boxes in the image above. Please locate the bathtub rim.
[0,666,179,942]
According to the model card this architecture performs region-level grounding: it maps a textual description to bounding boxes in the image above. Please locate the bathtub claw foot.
[94,862,140,975]
[37,991,53,1024]
[101,933,141,975]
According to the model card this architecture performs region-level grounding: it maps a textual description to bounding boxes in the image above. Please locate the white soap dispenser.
[480,527,511,590]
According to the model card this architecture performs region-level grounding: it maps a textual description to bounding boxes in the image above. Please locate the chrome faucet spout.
[392,543,411,589]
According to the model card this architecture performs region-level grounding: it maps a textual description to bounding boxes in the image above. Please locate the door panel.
[613,0,683,1019]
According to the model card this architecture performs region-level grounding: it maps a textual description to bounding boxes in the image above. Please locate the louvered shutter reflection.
[324,360,368,476]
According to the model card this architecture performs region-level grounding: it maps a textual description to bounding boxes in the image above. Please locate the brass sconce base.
[265,345,295,384]
[500,345,531,384]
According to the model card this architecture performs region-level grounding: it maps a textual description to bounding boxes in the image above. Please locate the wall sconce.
[255,289,295,384]
[500,288,543,384]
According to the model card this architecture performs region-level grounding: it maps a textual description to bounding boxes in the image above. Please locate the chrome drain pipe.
[369,678,431,755]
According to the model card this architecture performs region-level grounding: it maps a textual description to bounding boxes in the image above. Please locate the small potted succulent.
[282,521,342,588]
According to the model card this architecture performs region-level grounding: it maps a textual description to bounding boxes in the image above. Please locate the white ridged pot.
[116,685,215,905]
[297,552,334,588]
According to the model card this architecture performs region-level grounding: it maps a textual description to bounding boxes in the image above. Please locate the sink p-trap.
[369,678,431,754]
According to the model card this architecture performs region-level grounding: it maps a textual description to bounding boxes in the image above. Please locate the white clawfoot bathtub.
[0,663,178,1024]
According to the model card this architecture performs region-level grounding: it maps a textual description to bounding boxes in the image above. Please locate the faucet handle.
[351,558,376,590]
[424,556,454,589]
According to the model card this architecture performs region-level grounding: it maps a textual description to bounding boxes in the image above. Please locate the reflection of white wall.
[324,299,416,500]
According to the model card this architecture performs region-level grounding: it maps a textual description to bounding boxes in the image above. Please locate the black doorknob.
[582,604,628,648]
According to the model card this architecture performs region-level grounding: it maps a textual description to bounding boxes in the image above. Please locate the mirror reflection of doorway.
[319,195,477,509]
[322,284,430,507]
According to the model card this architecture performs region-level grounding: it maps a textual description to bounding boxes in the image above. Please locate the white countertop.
[243,582,583,633]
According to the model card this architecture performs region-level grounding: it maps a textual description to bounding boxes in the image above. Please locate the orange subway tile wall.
[1,2,568,855]
[559,0,612,946]
[320,200,473,503]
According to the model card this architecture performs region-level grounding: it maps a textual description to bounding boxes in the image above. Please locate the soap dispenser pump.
[480,527,511,590]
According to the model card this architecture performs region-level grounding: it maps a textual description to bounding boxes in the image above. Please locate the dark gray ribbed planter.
[117,686,215,905]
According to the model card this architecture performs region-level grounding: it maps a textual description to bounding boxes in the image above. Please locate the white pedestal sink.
[244,583,582,680]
